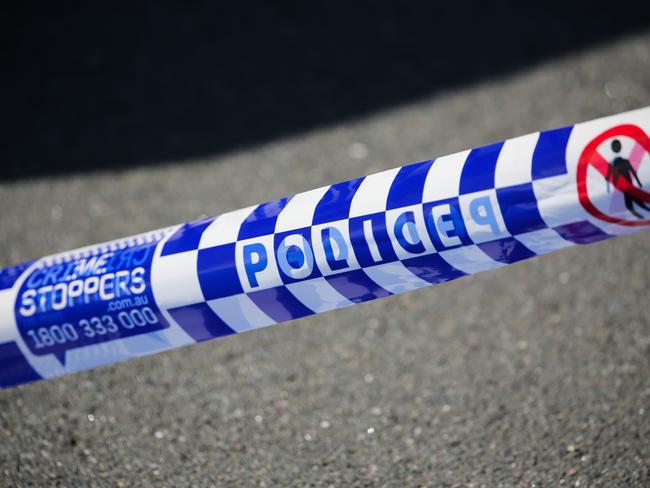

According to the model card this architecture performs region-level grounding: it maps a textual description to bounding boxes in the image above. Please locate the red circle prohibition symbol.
[576,124,650,226]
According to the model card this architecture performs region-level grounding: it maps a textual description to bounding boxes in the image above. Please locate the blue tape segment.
[422,198,473,250]
[248,286,314,322]
[161,217,215,256]
[312,178,364,225]
[497,183,547,235]
[349,213,399,267]
[238,197,292,240]
[325,269,392,303]
[531,126,572,179]
[168,302,236,342]
[460,142,504,194]
[0,261,34,291]
[197,243,243,300]
[402,253,467,284]
[478,237,536,264]
[386,160,433,209]
[0,341,42,388]
[274,228,322,284]
[553,221,611,245]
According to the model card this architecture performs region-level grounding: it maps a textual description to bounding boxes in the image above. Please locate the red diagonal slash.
[577,124,650,226]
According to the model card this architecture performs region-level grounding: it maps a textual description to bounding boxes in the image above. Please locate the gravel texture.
[1,28,649,488]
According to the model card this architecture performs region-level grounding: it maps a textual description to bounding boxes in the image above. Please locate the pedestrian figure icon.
[577,123,650,227]
[605,139,650,219]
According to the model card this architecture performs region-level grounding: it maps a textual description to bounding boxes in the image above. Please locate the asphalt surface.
[1,30,649,487]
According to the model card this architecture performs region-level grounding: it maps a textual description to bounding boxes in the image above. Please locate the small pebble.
[348,142,369,160]
[50,205,63,221]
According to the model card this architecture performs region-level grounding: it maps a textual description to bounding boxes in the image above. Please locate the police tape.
[1,107,649,388]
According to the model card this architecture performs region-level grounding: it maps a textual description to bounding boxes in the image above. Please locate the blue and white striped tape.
[1,107,649,388]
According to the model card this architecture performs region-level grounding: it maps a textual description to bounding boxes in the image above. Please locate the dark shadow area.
[3,1,650,181]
